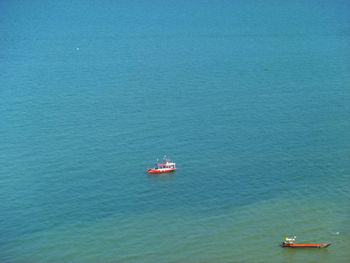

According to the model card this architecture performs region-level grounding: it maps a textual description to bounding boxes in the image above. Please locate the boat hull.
[283,243,331,248]
[147,168,177,174]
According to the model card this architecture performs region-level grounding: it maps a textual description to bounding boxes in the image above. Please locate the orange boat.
[282,236,331,248]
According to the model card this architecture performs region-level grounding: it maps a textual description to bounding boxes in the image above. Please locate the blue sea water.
[1,0,350,262]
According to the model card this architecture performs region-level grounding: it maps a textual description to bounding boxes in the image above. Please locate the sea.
[1,0,349,262]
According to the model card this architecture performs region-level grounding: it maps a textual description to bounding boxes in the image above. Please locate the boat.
[147,157,177,174]
[282,236,331,248]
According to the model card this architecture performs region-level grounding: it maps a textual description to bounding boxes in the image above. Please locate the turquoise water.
[1,0,350,262]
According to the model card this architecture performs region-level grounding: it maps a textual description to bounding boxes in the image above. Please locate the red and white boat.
[147,157,177,174]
